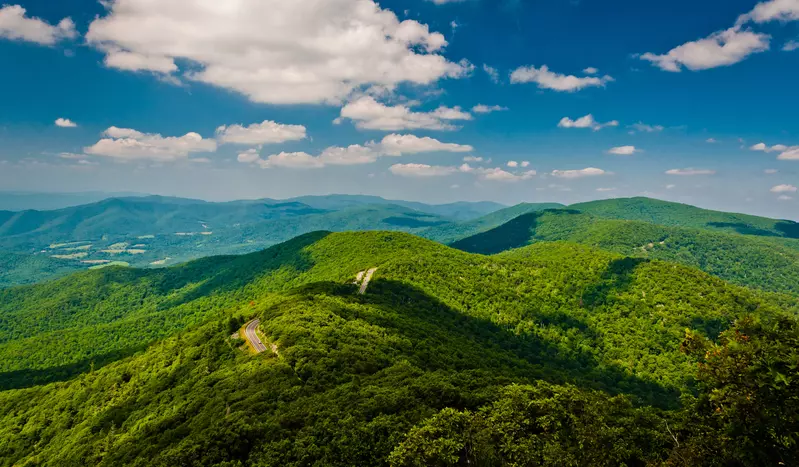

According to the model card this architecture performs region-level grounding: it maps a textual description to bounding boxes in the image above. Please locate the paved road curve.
[358,268,377,294]
[244,319,267,353]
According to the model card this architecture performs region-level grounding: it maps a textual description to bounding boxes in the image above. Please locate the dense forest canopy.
[1,229,798,466]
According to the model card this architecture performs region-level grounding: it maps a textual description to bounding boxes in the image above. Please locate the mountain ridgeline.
[452,201,799,295]
[0,230,798,465]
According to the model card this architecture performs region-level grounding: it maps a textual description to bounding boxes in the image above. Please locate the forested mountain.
[420,202,564,243]
[1,231,797,465]
[572,197,799,239]
[0,195,507,287]
[452,209,799,295]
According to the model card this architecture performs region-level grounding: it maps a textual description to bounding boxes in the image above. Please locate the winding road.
[244,319,267,353]
[358,268,378,294]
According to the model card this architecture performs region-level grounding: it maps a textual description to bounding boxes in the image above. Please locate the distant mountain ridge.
[0,195,511,287]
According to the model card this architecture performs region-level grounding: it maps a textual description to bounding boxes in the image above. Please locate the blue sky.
[0,0,797,219]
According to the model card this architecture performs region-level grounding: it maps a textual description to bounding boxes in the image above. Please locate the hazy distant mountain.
[0,195,508,287]
[0,191,146,211]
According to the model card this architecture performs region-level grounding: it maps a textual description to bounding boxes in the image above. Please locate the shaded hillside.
[452,209,799,294]
[572,197,799,239]
[420,202,564,243]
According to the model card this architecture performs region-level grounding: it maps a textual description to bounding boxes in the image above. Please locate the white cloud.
[665,168,716,176]
[318,145,379,165]
[338,96,472,131]
[596,187,616,192]
[551,167,608,179]
[607,145,639,155]
[520,161,530,167]
[58,152,86,160]
[640,28,770,72]
[737,0,799,24]
[85,0,470,105]
[216,120,306,145]
[0,5,77,45]
[558,114,619,131]
[771,184,798,193]
[460,163,536,182]
[463,156,484,162]
[390,163,457,177]
[238,133,473,169]
[751,142,799,159]
[706,138,717,143]
[260,151,325,169]
[507,161,518,168]
[428,0,466,4]
[510,65,614,92]
[237,148,261,164]
[629,122,664,133]
[85,127,217,162]
[778,195,794,201]
[764,169,779,174]
[378,133,473,155]
[472,104,508,114]
[55,118,77,128]
[778,148,799,160]
[583,67,599,75]
[784,40,799,51]
[483,64,500,83]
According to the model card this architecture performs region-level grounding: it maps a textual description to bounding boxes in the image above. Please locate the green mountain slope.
[572,197,799,239]
[452,209,799,295]
[0,231,796,465]
[420,202,564,243]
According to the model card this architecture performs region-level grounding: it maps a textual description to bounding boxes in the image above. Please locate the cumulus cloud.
[483,64,500,83]
[751,141,799,160]
[558,114,619,131]
[84,127,217,162]
[463,156,484,162]
[216,120,306,145]
[737,0,799,24]
[665,168,716,176]
[771,184,798,193]
[238,133,473,169]
[640,0,799,72]
[390,163,457,177]
[378,133,473,155]
[510,65,614,92]
[55,118,77,128]
[85,0,470,105]
[472,104,508,114]
[583,67,599,75]
[507,161,518,168]
[629,122,664,133]
[338,96,472,131]
[607,145,639,155]
[640,28,770,72]
[0,5,77,45]
[550,167,608,179]
[459,163,536,182]
[784,40,799,51]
